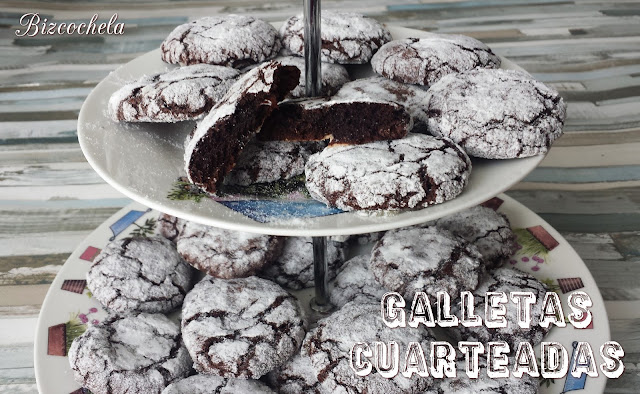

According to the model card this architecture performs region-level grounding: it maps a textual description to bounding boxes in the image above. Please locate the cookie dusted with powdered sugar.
[435,205,518,269]
[184,61,299,194]
[162,374,275,394]
[274,55,350,98]
[280,11,391,64]
[370,226,485,301]
[108,64,240,122]
[259,236,346,290]
[333,76,430,133]
[303,301,434,393]
[449,267,551,350]
[266,352,319,394]
[157,213,186,243]
[181,276,306,378]
[371,34,500,86]
[427,69,566,159]
[305,133,472,211]
[161,15,280,68]
[224,141,325,187]
[87,237,194,314]
[68,313,191,394]
[329,255,387,308]
[176,221,283,279]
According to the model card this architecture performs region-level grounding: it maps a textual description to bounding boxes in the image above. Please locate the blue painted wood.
[524,166,640,183]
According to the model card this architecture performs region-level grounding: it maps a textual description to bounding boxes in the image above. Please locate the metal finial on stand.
[304,0,332,313]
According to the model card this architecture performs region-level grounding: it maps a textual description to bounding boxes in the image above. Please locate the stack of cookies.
[108,12,566,213]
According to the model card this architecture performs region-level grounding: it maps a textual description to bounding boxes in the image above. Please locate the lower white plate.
[34,194,609,393]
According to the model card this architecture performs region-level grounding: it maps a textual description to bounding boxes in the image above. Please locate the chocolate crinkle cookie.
[370,226,485,301]
[305,133,472,211]
[258,96,411,145]
[280,11,391,64]
[223,140,325,187]
[176,220,283,279]
[181,276,306,379]
[87,236,193,314]
[259,236,346,290]
[184,61,300,195]
[435,205,518,269]
[427,68,566,159]
[161,15,280,68]
[371,34,500,86]
[108,64,240,123]
[333,76,430,134]
[266,352,320,394]
[157,213,186,243]
[329,255,387,308]
[303,301,434,393]
[162,374,275,394]
[68,313,191,394]
[273,55,351,98]
[449,267,551,351]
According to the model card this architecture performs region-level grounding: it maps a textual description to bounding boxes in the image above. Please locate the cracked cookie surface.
[157,213,187,243]
[371,34,500,86]
[427,69,566,159]
[266,352,320,394]
[303,301,434,393]
[449,267,551,350]
[435,205,518,269]
[176,221,283,279]
[370,226,485,301]
[181,276,306,378]
[329,255,387,308]
[224,141,324,187]
[162,374,275,394]
[161,15,280,68]
[108,64,240,122]
[259,236,346,290]
[280,11,391,64]
[87,236,194,313]
[68,313,191,394]
[305,133,472,211]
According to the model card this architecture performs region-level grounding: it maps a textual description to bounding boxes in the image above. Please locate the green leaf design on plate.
[514,228,550,258]
[65,313,87,354]
[217,174,310,199]
[130,218,157,238]
[167,178,208,203]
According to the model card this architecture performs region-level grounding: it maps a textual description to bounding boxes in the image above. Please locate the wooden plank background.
[0,0,639,392]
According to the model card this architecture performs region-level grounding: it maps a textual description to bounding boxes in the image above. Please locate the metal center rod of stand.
[304,0,332,312]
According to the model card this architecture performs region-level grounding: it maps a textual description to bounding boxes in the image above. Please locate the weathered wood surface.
[0,0,639,393]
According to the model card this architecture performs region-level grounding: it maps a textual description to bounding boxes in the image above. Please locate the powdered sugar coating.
[427,69,566,159]
[449,267,551,350]
[176,221,283,279]
[305,133,472,211]
[259,236,346,290]
[274,55,350,98]
[371,34,500,86]
[108,64,240,122]
[280,11,391,64]
[333,76,430,133]
[435,205,518,269]
[87,237,193,313]
[157,213,187,242]
[329,255,387,308]
[266,352,320,394]
[303,301,433,393]
[224,141,324,186]
[161,15,280,68]
[162,374,275,394]
[68,313,191,394]
[181,276,306,378]
[370,226,485,301]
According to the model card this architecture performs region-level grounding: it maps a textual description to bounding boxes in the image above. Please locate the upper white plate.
[34,195,609,393]
[77,25,544,236]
